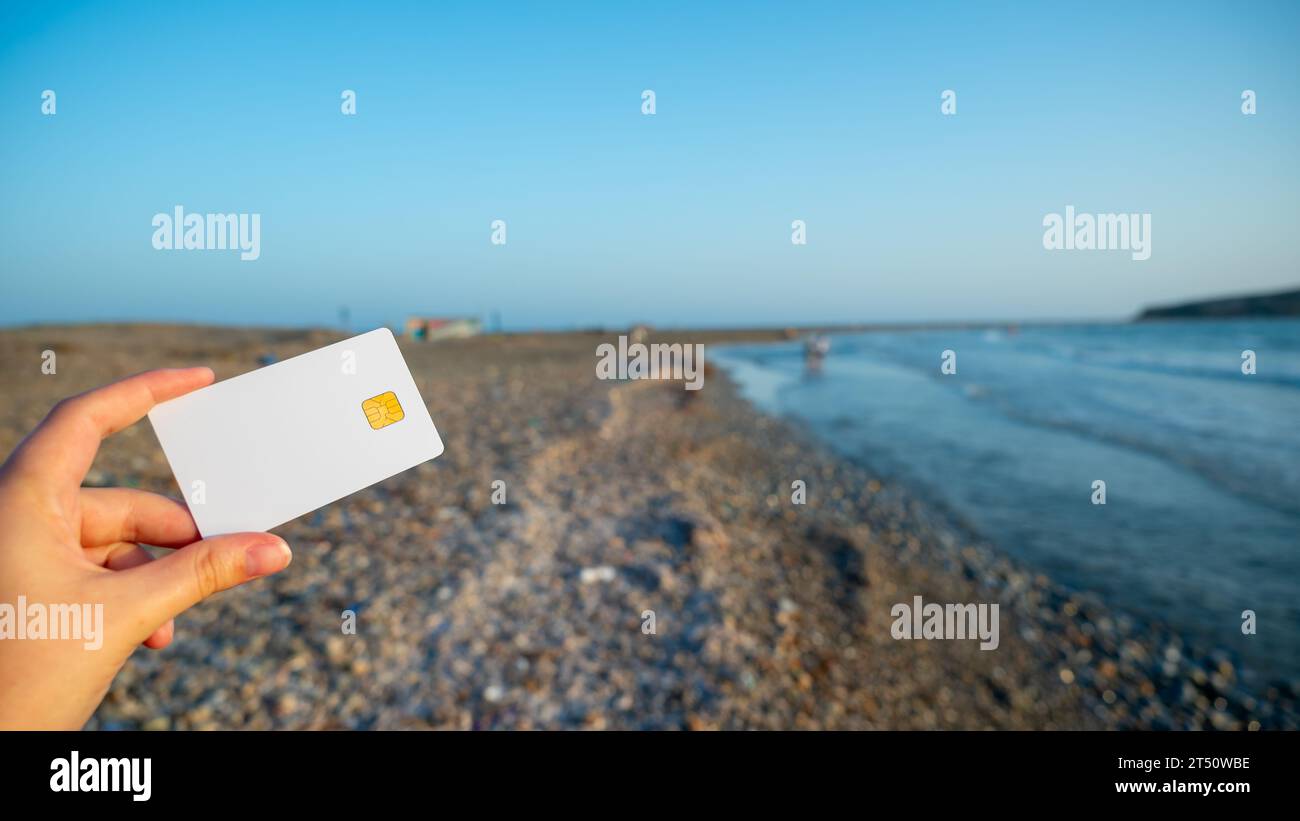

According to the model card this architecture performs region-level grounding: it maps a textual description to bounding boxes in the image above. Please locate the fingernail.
[245,537,292,577]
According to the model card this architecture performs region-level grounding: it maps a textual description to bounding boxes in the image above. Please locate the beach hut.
[404,316,482,341]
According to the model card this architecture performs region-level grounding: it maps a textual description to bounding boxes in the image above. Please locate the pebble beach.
[0,324,1295,730]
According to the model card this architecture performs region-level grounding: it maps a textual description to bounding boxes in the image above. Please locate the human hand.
[0,368,292,729]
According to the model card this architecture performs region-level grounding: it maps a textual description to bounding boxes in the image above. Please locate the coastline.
[0,324,1294,729]
[709,336,1300,730]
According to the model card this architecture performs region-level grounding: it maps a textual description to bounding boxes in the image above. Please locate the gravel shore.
[0,324,1294,730]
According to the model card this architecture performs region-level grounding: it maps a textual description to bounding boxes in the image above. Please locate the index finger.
[4,368,214,507]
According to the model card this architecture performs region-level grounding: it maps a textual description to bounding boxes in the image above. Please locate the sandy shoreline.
[0,324,1294,729]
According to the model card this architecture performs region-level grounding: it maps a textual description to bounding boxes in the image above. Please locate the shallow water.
[715,319,1300,683]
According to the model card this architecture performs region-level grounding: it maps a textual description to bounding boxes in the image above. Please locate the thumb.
[123,532,292,630]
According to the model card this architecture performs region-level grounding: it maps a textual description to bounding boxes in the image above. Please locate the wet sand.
[0,324,1294,729]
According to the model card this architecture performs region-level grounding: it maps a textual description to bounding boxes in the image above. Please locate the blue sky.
[1,1,1297,330]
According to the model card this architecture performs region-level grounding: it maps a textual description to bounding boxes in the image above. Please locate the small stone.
[326,636,348,665]
[579,566,617,584]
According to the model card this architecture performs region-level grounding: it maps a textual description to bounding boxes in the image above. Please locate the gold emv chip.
[362,391,405,430]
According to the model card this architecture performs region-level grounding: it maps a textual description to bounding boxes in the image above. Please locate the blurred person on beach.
[0,369,293,729]
[803,334,830,374]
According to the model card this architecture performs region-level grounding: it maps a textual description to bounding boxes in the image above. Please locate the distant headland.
[1137,287,1300,320]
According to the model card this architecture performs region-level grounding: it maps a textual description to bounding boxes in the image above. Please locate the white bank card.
[148,328,444,536]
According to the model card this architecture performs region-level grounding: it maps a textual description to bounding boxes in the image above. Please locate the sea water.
[715,319,1300,682]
